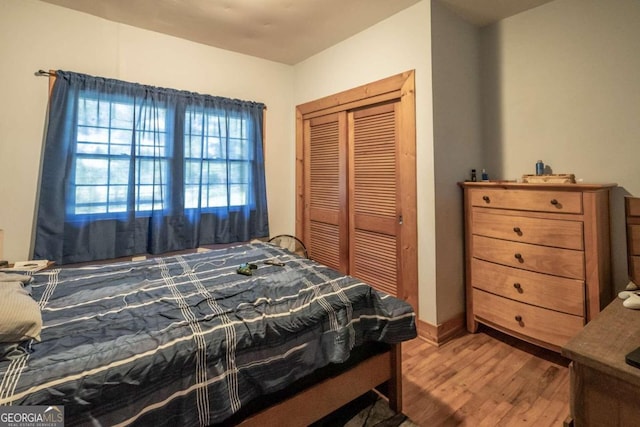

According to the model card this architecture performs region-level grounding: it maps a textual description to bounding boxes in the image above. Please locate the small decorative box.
[521,173,576,184]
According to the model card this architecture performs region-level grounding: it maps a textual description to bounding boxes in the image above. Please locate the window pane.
[77,126,109,144]
[228,117,245,138]
[206,136,224,158]
[76,205,100,215]
[185,160,201,185]
[138,159,166,183]
[97,99,111,127]
[229,162,248,183]
[138,185,153,200]
[139,111,166,131]
[207,161,227,184]
[187,112,203,134]
[185,135,202,158]
[111,129,132,146]
[231,137,251,160]
[108,204,127,213]
[78,99,98,126]
[76,186,99,204]
[206,116,225,136]
[111,103,134,128]
[137,132,166,156]
[229,184,247,206]
[75,185,108,215]
[136,158,167,211]
[185,185,199,209]
[76,158,108,185]
[204,184,227,207]
[76,141,108,155]
[109,160,129,185]
[109,185,128,203]
[138,159,153,181]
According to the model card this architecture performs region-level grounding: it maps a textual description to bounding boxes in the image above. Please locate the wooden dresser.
[460,182,616,351]
[626,196,640,283]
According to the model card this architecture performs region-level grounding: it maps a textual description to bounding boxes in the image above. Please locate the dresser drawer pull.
[482,195,490,203]
[515,315,523,322]
[513,226,522,234]
[550,199,559,205]
[513,282,522,292]
[514,253,523,261]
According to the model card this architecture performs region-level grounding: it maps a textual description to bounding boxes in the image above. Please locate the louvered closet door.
[348,103,400,296]
[303,112,348,273]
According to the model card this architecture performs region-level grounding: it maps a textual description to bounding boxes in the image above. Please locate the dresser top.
[562,298,640,388]
[459,181,617,191]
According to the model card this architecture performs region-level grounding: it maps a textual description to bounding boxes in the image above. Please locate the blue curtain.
[34,71,269,264]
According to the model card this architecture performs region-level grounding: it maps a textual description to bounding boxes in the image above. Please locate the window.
[73,94,169,216]
[35,70,269,264]
[72,95,256,217]
[184,108,251,209]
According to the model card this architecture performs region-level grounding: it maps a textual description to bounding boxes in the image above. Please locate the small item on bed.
[0,260,50,272]
[237,262,258,276]
[264,259,285,267]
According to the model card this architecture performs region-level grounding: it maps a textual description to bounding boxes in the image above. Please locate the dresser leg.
[467,316,478,333]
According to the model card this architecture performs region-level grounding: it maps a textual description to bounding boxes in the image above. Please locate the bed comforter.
[0,242,416,426]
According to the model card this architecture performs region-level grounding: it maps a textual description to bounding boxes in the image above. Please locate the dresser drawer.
[629,225,640,256]
[628,197,640,217]
[631,256,640,284]
[472,235,585,280]
[470,188,583,214]
[472,289,584,348]
[471,258,585,316]
[473,211,584,250]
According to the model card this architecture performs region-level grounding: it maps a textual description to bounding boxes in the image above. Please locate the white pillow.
[0,281,42,343]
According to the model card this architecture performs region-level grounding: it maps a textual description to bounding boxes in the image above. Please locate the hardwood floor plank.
[402,326,570,426]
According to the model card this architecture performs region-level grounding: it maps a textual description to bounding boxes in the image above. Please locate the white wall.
[294,0,437,323]
[0,0,295,263]
[480,0,640,290]
[431,1,482,322]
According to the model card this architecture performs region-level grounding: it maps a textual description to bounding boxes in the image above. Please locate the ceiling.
[438,0,556,26]
[39,0,556,65]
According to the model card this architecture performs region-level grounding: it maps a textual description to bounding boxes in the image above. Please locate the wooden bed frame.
[240,344,403,426]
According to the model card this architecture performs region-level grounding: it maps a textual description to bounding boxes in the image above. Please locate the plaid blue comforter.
[0,242,416,426]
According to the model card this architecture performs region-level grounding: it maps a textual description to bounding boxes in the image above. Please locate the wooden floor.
[401,326,571,426]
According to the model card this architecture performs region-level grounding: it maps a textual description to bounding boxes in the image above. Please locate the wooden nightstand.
[562,298,640,426]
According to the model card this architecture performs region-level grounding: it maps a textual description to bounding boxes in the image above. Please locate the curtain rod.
[33,69,267,110]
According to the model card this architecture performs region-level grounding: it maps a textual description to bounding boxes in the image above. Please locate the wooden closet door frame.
[295,71,417,312]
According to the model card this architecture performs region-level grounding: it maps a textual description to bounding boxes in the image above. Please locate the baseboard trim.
[417,313,465,347]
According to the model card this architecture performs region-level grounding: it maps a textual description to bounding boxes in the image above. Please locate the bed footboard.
[239,343,402,427]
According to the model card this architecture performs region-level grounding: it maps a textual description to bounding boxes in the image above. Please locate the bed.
[0,242,416,426]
